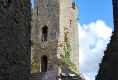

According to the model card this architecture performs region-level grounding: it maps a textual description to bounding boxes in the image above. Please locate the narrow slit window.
[70,20,72,27]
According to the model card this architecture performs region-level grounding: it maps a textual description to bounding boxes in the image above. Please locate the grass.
[59,57,78,72]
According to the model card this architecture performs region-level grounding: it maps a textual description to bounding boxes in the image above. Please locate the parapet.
[72,2,78,9]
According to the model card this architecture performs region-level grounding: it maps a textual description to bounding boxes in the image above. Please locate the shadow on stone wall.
[0,0,31,80]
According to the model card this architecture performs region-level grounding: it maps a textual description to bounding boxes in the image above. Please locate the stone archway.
[41,55,47,72]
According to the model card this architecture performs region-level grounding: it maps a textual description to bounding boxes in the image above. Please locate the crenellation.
[72,2,76,9]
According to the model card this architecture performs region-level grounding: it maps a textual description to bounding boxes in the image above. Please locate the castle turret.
[31,0,80,78]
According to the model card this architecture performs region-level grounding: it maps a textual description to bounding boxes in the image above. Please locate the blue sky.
[73,0,113,80]
[31,0,113,80]
[31,0,113,28]
[31,0,34,9]
[73,0,113,29]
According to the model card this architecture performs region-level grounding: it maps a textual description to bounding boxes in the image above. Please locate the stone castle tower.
[95,0,118,80]
[31,0,84,79]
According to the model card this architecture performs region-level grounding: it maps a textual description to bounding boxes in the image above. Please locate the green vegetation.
[59,57,78,72]
[76,18,79,21]
[58,32,78,72]
[65,41,71,58]
[59,41,78,72]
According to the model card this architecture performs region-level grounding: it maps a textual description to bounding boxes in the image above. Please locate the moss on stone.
[59,57,78,72]
[65,41,71,58]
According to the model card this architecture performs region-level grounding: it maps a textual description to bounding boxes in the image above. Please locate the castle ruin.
[31,0,85,80]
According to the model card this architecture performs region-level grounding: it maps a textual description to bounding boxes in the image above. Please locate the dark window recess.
[70,20,72,27]
[41,55,47,72]
[42,26,48,42]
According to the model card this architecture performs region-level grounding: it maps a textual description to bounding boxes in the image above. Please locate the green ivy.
[65,41,71,58]
[59,40,78,72]
[76,18,79,21]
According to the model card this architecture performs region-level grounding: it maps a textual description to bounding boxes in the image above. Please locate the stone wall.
[112,0,118,31]
[70,3,79,69]
[59,0,79,69]
[42,65,60,80]
[95,0,118,80]
[57,59,85,80]
[31,0,81,78]
[31,41,58,73]
[32,0,60,42]
[95,32,117,80]
[0,0,31,80]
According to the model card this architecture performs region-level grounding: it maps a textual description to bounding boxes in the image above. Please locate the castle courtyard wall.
[0,0,31,79]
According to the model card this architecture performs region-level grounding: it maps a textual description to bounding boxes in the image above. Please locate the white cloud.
[79,20,112,80]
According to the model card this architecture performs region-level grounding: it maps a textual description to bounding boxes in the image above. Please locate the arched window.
[42,26,48,42]
[41,55,47,72]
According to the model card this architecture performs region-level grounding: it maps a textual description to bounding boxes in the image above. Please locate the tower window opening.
[42,26,48,42]
[70,20,72,27]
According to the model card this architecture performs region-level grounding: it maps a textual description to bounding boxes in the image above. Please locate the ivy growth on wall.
[65,41,71,58]
[58,30,78,72]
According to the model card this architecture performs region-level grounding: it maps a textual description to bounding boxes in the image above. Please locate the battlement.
[72,2,78,9]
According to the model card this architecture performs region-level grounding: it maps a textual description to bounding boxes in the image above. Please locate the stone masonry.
[0,0,31,80]
[31,0,79,72]
[31,0,85,80]
[95,0,118,80]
